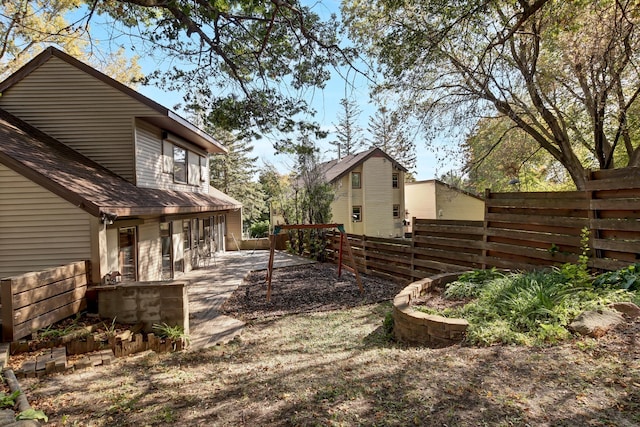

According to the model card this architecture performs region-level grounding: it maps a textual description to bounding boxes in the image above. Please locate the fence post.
[482,189,490,270]
[411,217,417,281]
[1,278,14,342]
[362,234,368,274]
[585,170,602,269]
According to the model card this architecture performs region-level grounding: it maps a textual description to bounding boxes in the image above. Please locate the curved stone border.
[393,272,469,346]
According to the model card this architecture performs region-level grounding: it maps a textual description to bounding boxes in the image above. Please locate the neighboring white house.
[404,180,485,232]
[0,47,243,283]
[318,148,408,237]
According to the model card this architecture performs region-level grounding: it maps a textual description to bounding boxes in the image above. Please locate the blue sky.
[88,1,459,181]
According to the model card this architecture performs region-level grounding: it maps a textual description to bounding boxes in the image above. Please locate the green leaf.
[16,408,48,422]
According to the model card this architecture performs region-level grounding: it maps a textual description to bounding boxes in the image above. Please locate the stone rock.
[608,302,640,319]
[568,309,625,338]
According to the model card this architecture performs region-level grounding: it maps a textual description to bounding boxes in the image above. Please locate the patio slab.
[184,250,315,350]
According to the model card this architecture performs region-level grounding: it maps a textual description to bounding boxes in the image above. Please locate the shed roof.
[405,179,484,200]
[0,108,242,218]
[0,47,226,154]
[319,147,408,183]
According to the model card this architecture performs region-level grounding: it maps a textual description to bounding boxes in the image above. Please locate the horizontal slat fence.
[412,220,485,278]
[1,260,89,341]
[483,191,589,271]
[327,234,413,282]
[328,167,640,282]
[587,168,640,271]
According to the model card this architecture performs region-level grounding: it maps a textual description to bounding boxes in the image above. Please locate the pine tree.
[331,97,364,158]
[209,130,266,231]
[367,105,417,173]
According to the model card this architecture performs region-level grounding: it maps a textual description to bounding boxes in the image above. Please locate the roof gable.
[320,148,408,183]
[0,47,225,154]
[0,108,241,218]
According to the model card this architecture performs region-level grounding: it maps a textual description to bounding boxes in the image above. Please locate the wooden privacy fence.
[1,260,89,342]
[328,167,640,281]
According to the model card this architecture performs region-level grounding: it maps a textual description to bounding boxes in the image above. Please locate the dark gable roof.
[0,47,226,154]
[0,108,242,218]
[319,147,408,183]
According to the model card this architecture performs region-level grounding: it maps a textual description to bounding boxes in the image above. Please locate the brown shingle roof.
[319,147,408,183]
[0,108,242,218]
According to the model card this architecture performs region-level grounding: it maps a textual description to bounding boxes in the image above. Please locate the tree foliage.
[91,0,353,142]
[464,116,577,193]
[330,96,364,157]
[209,130,266,230]
[0,0,143,85]
[367,102,416,173]
[0,0,86,77]
[343,0,640,189]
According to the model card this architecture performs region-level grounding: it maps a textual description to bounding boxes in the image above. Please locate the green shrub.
[426,264,638,346]
[249,220,270,238]
[444,268,504,299]
[593,263,640,291]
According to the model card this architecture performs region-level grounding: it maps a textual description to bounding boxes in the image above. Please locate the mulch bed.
[221,262,406,320]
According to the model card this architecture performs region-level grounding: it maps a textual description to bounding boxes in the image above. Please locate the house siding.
[405,181,437,221]
[0,164,91,278]
[331,175,351,232]
[435,184,485,220]
[363,158,394,237]
[225,210,242,250]
[137,221,162,281]
[0,56,164,182]
[135,120,210,193]
[404,181,484,232]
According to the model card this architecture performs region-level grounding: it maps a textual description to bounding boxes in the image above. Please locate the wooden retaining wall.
[1,261,89,342]
[328,167,640,281]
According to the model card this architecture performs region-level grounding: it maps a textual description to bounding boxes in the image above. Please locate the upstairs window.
[200,156,207,182]
[392,173,399,188]
[352,172,361,189]
[174,146,187,183]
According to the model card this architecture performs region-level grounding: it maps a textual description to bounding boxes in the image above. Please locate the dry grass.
[20,301,640,427]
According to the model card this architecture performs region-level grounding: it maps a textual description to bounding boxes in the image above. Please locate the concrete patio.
[183,250,315,350]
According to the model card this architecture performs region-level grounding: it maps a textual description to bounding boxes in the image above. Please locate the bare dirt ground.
[14,263,640,426]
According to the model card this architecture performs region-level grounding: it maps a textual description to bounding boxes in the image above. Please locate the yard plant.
[417,263,639,346]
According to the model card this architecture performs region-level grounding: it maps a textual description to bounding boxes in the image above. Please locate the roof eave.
[101,203,242,218]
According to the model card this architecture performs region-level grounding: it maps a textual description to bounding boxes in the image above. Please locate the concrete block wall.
[95,281,189,335]
[392,272,469,346]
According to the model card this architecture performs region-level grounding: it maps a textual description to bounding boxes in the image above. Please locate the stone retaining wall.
[393,272,469,346]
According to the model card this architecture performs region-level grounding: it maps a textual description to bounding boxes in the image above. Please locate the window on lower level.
[352,206,362,222]
[393,204,400,218]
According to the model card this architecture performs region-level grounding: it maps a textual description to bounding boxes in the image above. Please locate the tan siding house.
[320,148,407,237]
[404,180,485,232]
[0,47,242,282]
[0,164,93,278]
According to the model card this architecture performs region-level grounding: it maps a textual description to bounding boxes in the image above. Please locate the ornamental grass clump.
[429,263,638,346]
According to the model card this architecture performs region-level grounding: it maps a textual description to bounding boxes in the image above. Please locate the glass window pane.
[174,146,187,183]
[352,172,361,189]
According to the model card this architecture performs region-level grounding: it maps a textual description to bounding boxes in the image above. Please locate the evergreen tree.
[209,130,266,232]
[367,105,417,174]
[332,97,364,157]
